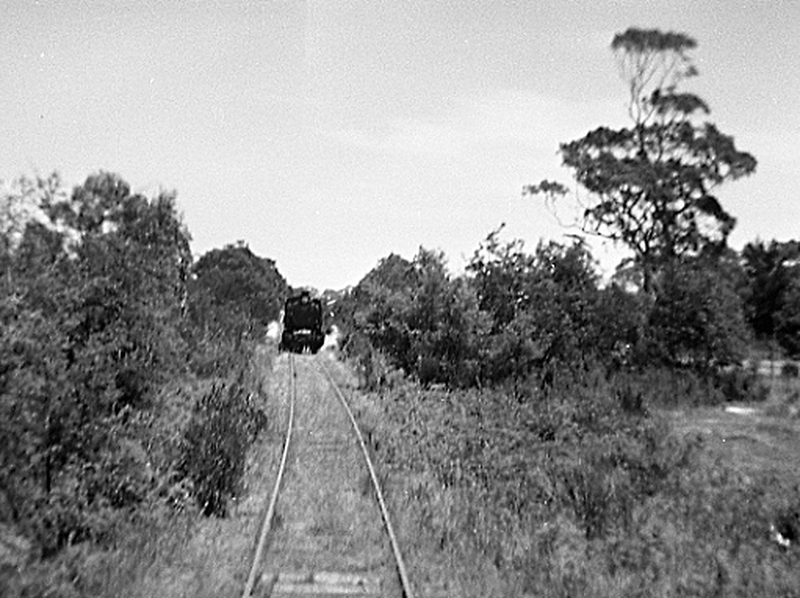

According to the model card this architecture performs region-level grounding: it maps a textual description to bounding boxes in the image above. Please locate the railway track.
[241,353,414,598]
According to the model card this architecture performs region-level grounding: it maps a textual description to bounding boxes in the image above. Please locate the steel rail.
[241,353,296,598]
[318,359,416,598]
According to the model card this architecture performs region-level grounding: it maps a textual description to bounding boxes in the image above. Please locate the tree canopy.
[528,27,757,290]
[740,239,800,355]
[192,241,288,327]
[1,171,286,560]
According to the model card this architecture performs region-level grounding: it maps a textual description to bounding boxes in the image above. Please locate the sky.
[2,0,799,290]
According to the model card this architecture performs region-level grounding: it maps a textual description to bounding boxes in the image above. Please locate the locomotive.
[279,290,325,354]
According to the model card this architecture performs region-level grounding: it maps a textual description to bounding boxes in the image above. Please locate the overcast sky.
[3,0,798,290]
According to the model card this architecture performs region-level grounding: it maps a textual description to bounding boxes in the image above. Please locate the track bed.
[245,354,407,598]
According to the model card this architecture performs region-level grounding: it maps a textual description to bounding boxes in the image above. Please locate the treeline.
[335,234,800,595]
[336,227,799,396]
[331,26,800,594]
[0,172,287,569]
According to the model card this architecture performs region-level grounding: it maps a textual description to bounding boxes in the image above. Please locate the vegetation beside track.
[346,369,800,597]
[0,173,286,596]
[330,207,800,596]
[3,25,800,595]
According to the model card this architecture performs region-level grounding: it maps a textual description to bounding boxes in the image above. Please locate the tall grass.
[354,367,800,597]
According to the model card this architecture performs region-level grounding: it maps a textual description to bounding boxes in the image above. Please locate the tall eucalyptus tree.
[528,28,757,291]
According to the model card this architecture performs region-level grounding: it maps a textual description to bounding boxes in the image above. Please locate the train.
[279,290,325,354]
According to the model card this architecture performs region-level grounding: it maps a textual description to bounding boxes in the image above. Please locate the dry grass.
[668,366,800,484]
[345,364,800,598]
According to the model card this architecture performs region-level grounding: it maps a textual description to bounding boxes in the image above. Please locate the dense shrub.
[740,239,800,357]
[0,171,279,578]
[645,258,750,371]
[179,369,266,516]
[776,277,800,357]
[591,283,646,370]
[468,235,604,382]
[339,235,626,391]
[714,365,771,403]
[339,234,760,400]
[612,366,769,408]
[339,249,488,388]
[191,242,288,335]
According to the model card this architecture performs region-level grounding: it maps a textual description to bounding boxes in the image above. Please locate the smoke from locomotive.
[279,290,325,354]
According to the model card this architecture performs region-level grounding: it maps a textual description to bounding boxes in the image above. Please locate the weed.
[179,367,267,517]
[360,365,800,596]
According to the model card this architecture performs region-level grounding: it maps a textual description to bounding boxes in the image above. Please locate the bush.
[179,370,266,516]
[0,171,287,597]
[612,366,769,409]
[715,366,771,403]
[646,259,750,371]
[337,249,488,389]
[360,363,800,596]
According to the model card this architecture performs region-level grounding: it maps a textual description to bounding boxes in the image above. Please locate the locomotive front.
[279,291,325,354]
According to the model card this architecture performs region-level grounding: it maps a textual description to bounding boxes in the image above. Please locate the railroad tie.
[257,570,382,597]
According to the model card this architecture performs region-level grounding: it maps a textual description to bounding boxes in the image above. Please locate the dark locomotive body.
[280,291,325,354]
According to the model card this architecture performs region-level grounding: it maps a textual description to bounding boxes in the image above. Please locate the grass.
[347,365,800,597]
[668,404,800,484]
[668,364,800,483]
[8,351,796,597]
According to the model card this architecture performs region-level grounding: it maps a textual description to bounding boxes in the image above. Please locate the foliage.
[338,235,610,390]
[776,276,800,357]
[339,249,488,388]
[191,241,287,330]
[527,28,756,291]
[0,170,278,579]
[467,231,605,384]
[179,370,266,516]
[367,369,799,597]
[592,282,645,369]
[183,242,288,375]
[0,173,194,555]
[612,366,768,408]
[338,227,756,390]
[644,257,750,370]
[741,239,800,356]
